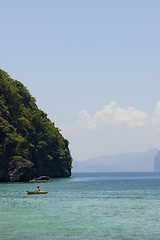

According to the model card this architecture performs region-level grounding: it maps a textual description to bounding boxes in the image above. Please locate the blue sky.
[0,0,160,161]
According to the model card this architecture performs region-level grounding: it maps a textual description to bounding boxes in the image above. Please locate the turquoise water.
[0,172,160,240]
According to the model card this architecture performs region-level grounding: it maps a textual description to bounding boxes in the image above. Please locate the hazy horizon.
[72,148,158,172]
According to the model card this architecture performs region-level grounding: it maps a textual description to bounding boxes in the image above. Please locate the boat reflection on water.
[26,191,49,194]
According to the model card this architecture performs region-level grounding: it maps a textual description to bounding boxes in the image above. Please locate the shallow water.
[0,172,160,240]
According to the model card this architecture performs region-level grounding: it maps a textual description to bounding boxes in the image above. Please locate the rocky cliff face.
[8,157,36,182]
[154,151,160,172]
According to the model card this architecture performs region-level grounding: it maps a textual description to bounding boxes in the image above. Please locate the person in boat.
[37,186,40,192]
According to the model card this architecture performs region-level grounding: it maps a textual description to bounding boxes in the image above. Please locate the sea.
[0,172,160,240]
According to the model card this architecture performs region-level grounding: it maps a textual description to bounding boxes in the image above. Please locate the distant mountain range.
[73,149,159,172]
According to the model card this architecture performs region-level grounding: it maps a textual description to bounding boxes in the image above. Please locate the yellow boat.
[26,191,48,194]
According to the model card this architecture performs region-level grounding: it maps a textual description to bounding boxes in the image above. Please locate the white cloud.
[78,101,147,129]
[61,101,160,161]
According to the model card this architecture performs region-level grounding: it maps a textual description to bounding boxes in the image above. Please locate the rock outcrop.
[8,157,36,182]
[36,176,49,180]
[0,69,72,182]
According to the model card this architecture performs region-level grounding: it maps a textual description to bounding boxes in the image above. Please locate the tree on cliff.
[0,69,72,181]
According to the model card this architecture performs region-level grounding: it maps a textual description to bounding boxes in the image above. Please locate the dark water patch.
[1,194,158,201]
[1,194,160,201]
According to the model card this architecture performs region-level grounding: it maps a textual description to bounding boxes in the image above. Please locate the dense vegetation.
[0,69,72,181]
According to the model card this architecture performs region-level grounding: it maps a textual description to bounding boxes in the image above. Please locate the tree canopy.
[0,69,72,181]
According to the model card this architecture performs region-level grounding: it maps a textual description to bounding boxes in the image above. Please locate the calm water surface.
[0,172,160,240]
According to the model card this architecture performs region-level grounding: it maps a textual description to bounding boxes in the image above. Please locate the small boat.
[26,191,48,195]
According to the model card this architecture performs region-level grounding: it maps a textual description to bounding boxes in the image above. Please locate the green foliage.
[0,69,72,177]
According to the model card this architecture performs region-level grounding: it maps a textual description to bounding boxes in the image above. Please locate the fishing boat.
[26,191,48,194]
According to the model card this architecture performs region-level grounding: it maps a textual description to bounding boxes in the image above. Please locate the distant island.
[154,150,160,172]
[73,149,159,172]
[0,69,72,182]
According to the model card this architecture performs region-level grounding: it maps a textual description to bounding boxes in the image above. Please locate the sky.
[0,0,160,161]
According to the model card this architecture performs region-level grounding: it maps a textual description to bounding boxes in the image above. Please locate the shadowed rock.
[8,157,36,182]
[36,176,49,180]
